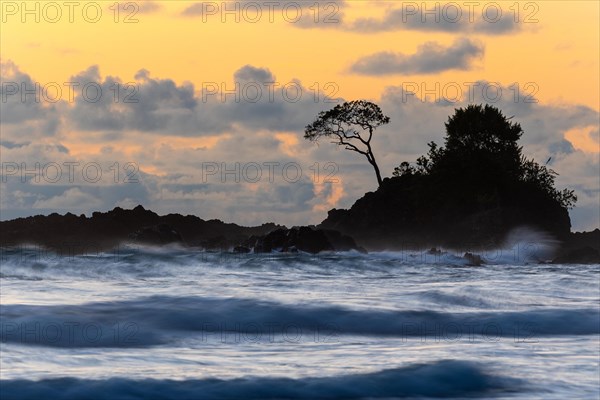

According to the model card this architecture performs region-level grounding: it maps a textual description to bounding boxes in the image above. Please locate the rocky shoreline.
[0,205,598,263]
[0,205,366,255]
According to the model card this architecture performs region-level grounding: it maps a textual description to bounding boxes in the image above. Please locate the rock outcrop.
[0,205,282,253]
[552,229,600,264]
[320,176,572,251]
[240,227,365,254]
[129,224,183,245]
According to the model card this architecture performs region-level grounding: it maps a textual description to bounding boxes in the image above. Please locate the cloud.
[347,3,522,35]
[234,65,275,84]
[138,1,162,14]
[32,188,103,210]
[214,1,521,34]
[180,2,203,16]
[159,1,521,34]
[0,140,30,149]
[181,0,347,29]
[0,61,62,139]
[564,126,600,153]
[350,7,461,33]
[46,64,340,137]
[65,66,200,134]
[350,38,484,75]
[1,62,598,230]
[108,1,162,15]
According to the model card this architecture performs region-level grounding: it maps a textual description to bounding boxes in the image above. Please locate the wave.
[417,289,496,309]
[0,360,522,400]
[0,229,570,283]
[1,296,597,348]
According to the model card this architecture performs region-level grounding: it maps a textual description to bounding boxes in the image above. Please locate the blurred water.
[1,246,599,399]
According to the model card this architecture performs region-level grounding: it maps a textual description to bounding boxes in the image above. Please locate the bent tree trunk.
[372,161,383,187]
[366,147,383,187]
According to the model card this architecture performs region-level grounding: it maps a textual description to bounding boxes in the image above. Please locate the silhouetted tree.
[520,156,577,209]
[394,104,577,209]
[305,100,390,186]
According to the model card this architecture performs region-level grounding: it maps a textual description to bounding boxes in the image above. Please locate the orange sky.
[1,1,598,228]
[1,1,598,112]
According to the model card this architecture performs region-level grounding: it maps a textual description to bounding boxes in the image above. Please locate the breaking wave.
[0,360,522,400]
[1,296,597,348]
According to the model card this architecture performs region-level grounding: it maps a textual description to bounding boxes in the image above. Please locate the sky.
[0,0,599,231]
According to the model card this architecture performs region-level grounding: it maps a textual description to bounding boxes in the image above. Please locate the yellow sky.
[1,1,598,110]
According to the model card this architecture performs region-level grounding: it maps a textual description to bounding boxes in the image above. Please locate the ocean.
[0,242,599,399]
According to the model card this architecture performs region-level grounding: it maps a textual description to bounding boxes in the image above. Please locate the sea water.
[0,244,598,399]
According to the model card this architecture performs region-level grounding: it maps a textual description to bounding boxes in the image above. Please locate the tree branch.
[333,135,368,156]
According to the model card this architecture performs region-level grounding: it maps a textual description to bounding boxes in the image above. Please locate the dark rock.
[264,228,289,252]
[322,229,360,252]
[241,235,260,249]
[200,236,229,250]
[553,229,600,264]
[253,228,297,253]
[463,252,484,266]
[296,227,333,253]
[242,227,362,254]
[320,175,572,251]
[233,245,251,253]
[129,224,182,245]
[553,246,600,264]
[0,206,283,254]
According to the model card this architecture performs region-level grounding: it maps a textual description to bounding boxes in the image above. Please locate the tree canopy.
[393,104,576,210]
[305,100,390,186]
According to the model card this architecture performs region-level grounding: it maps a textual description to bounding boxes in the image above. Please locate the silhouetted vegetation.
[305,100,389,186]
[321,104,575,249]
[392,104,577,209]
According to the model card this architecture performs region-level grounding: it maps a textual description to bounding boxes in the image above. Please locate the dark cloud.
[350,38,484,75]
[181,3,203,16]
[350,7,462,33]
[67,67,201,134]
[59,64,341,136]
[234,65,275,84]
[347,4,521,35]
[138,1,162,14]
[548,141,575,155]
[107,1,162,15]
[0,61,62,140]
[0,141,30,149]
[178,0,519,34]
[181,0,347,29]
[473,17,522,35]
[0,61,54,124]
